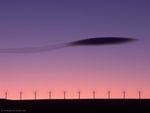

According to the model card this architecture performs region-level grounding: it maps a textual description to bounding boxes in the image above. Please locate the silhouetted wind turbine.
[63,91,66,99]
[123,90,126,99]
[93,90,96,99]
[5,91,8,99]
[48,90,52,99]
[34,91,37,100]
[19,91,23,100]
[78,90,81,99]
[108,90,111,99]
[138,90,142,99]
[0,37,136,53]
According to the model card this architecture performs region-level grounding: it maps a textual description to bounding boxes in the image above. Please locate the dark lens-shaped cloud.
[69,37,136,46]
[0,37,136,53]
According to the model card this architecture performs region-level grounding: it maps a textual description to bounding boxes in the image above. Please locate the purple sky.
[0,0,150,99]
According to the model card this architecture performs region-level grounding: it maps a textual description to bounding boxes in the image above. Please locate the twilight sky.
[0,0,150,99]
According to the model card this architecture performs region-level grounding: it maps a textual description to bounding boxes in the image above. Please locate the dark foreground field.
[0,99,150,113]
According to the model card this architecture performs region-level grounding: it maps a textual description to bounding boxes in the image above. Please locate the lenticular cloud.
[0,37,136,53]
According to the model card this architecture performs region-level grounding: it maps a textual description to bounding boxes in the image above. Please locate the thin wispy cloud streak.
[0,37,136,53]
[0,44,68,53]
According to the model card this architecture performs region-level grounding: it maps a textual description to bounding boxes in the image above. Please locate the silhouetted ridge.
[0,99,149,113]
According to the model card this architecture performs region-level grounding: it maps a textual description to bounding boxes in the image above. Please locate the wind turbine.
[78,90,81,99]
[34,91,37,100]
[108,90,111,99]
[123,90,126,99]
[5,91,8,99]
[48,90,52,99]
[93,90,96,99]
[63,90,66,99]
[138,90,142,99]
[19,91,23,100]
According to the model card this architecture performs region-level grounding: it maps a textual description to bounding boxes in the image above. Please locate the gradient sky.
[0,0,150,99]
